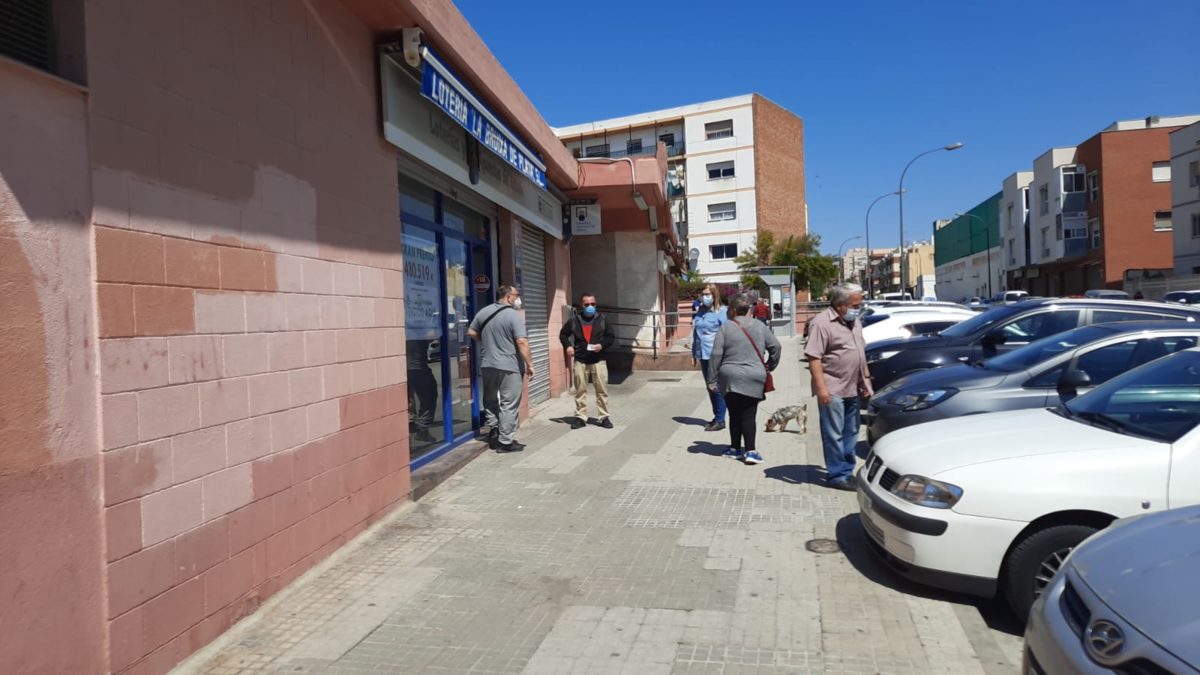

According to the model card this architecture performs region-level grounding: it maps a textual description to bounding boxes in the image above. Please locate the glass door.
[402,223,445,459]
[443,239,474,441]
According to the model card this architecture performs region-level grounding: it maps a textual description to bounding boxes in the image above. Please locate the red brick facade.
[751,95,808,242]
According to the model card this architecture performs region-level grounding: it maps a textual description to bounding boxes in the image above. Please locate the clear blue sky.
[456,0,1200,254]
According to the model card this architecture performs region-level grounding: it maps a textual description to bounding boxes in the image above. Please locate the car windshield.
[937,305,1023,338]
[1061,350,1200,443]
[984,325,1115,372]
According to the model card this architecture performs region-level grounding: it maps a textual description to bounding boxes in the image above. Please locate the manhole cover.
[805,538,840,554]
[648,378,682,382]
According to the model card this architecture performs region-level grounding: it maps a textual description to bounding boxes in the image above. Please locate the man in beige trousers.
[558,293,616,429]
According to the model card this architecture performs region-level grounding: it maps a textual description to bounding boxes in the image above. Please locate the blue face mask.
[843,307,863,322]
[701,295,713,307]
[582,305,597,318]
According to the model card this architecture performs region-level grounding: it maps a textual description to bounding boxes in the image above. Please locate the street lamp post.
[955,212,993,299]
[864,190,903,300]
[836,235,863,283]
[898,143,964,296]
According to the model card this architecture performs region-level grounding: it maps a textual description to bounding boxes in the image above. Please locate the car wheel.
[1003,524,1098,620]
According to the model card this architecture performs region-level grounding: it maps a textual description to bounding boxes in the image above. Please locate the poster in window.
[403,231,441,340]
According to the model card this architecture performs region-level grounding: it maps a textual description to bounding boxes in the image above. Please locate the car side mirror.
[1057,369,1092,401]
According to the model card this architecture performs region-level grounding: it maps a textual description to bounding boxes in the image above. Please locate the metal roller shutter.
[520,223,551,404]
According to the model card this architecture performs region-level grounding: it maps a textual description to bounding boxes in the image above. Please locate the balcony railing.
[580,141,685,160]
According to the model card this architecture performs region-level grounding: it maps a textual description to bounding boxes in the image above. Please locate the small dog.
[765,404,808,433]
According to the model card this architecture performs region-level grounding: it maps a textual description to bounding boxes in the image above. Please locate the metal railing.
[565,305,684,360]
[581,142,685,160]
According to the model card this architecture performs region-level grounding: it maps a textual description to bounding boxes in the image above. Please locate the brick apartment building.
[1008,115,1200,295]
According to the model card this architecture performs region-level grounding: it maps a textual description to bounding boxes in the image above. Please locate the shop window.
[707,202,736,222]
[705,120,734,140]
[1154,210,1173,232]
[709,243,738,260]
[1151,161,1171,183]
[707,161,735,180]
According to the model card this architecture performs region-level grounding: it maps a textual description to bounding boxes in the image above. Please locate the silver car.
[867,321,1200,442]
[1024,505,1200,674]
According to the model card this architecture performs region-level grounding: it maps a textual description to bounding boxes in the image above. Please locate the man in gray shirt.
[468,284,534,453]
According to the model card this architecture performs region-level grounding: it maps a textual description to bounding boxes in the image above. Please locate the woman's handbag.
[733,320,774,393]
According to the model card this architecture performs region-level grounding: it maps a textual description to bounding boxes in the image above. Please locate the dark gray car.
[867,322,1200,443]
[1025,505,1200,674]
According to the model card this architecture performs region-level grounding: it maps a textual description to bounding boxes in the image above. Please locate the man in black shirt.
[559,293,615,429]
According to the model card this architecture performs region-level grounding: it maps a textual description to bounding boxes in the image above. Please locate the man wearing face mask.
[559,292,616,430]
[469,284,534,453]
[804,283,872,491]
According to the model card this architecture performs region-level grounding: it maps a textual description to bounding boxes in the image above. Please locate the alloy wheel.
[1032,546,1073,597]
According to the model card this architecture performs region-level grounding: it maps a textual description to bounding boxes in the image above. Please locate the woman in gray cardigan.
[705,294,782,464]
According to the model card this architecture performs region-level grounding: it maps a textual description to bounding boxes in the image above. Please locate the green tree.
[733,232,836,297]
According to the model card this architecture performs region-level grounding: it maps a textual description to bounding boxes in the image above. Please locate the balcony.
[580,141,685,160]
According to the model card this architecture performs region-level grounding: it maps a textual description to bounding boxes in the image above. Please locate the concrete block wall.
[85,1,410,672]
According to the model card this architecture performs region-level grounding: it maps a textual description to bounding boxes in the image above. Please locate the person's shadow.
[686,441,726,456]
[673,416,708,427]
[763,464,829,485]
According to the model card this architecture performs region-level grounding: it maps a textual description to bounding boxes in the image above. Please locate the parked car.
[1084,289,1131,299]
[857,347,1200,619]
[1164,289,1200,305]
[865,298,1200,390]
[1024,504,1200,674]
[862,310,974,346]
[866,322,1200,442]
[990,290,1029,304]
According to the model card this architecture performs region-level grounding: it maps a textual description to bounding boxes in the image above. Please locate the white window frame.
[1089,217,1101,248]
[709,243,738,260]
[704,120,734,140]
[1039,185,1049,215]
[1087,171,1099,202]
[707,202,737,222]
[706,160,735,180]
[1154,210,1173,232]
[1151,161,1171,183]
[1061,165,1086,193]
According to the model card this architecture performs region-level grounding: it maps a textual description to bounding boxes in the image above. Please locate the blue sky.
[456,0,1200,254]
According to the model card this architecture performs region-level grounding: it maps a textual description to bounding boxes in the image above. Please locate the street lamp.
[864,189,904,299]
[955,212,993,299]
[837,235,863,283]
[898,142,964,296]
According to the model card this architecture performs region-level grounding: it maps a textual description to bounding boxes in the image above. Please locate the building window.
[1154,210,1173,231]
[571,147,581,159]
[709,243,738,260]
[1061,166,1086,193]
[707,202,737,221]
[659,132,675,148]
[1,0,54,72]
[1022,188,1030,210]
[626,139,643,155]
[1089,217,1101,248]
[1055,215,1063,241]
[1006,203,1013,230]
[1151,161,1171,183]
[1190,161,1200,187]
[1087,171,1099,202]
[1193,214,1200,239]
[1065,226,1087,240]
[706,161,735,180]
[585,144,610,158]
[1039,185,1049,215]
[1040,226,1049,257]
[704,120,734,140]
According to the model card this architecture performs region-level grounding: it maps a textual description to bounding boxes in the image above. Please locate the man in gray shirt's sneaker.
[468,284,534,453]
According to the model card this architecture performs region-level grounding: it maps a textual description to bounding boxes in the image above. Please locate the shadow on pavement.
[549,416,579,425]
[605,371,633,385]
[686,441,727,456]
[763,464,829,485]
[673,416,708,426]
[834,514,1023,637]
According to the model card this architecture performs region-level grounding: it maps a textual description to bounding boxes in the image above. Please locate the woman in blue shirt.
[691,284,729,431]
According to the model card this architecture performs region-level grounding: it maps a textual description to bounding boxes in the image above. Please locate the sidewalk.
[176,338,1023,675]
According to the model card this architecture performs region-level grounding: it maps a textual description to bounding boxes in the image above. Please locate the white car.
[857,347,1200,619]
[861,310,973,345]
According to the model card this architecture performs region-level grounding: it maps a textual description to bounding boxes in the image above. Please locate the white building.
[1172,121,1200,275]
[842,246,868,283]
[1029,147,1084,266]
[1001,171,1033,273]
[555,95,807,283]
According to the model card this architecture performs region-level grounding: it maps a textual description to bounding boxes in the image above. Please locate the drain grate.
[648,378,682,382]
[805,538,841,554]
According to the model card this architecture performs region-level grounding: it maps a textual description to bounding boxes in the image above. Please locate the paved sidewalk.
[177,338,1023,675]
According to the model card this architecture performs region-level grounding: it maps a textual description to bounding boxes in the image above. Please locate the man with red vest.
[559,292,616,429]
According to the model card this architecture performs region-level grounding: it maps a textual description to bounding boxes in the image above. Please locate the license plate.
[858,490,886,546]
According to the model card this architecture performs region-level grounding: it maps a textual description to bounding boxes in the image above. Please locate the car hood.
[872,408,1161,476]
[877,363,1008,398]
[1070,506,1200,666]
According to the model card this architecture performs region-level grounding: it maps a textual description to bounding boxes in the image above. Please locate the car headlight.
[891,475,963,509]
[891,388,956,411]
[869,350,901,364]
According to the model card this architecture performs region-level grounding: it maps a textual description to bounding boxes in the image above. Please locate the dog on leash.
[764,404,807,433]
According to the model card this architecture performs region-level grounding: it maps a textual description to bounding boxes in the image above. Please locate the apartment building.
[1000,171,1033,274]
[555,95,806,283]
[935,193,1002,302]
[1171,121,1200,275]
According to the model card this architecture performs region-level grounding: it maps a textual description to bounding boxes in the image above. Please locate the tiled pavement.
[175,338,1024,674]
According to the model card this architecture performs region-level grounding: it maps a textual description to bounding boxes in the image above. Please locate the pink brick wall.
[86,1,409,672]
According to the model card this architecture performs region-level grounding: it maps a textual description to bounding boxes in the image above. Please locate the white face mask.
[513,297,523,310]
